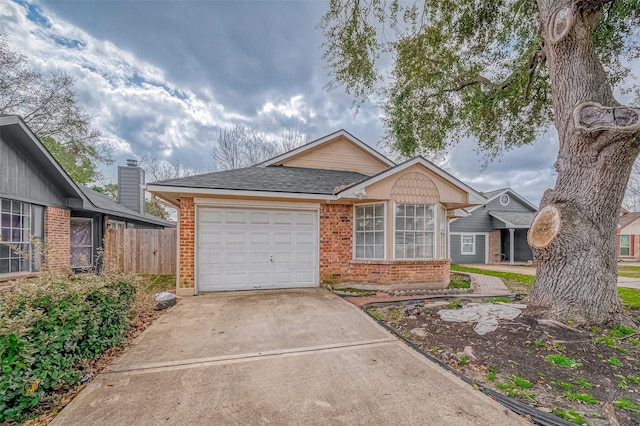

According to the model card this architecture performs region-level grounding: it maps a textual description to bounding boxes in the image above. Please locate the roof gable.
[338,156,486,208]
[259,129,395,175]
[469,188,538,212]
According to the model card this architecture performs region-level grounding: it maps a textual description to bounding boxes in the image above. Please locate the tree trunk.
[527,1,640,325]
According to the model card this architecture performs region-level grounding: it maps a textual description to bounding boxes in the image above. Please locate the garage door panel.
[225,232,247,245]
[197,206,318,292]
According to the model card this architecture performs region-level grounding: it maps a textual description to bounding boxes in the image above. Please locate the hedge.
[0,273,137,422]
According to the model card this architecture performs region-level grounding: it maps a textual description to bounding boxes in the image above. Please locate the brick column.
[178,197,195,290]
[488,230,501,263]
[44,207,71,272]
[319,204,353,284]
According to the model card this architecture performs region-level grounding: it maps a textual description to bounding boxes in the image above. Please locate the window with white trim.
[354,204,385,259]
[620,235,631,257]
[395,204,434,259]
[0,199,43,274]
[461,234,475,255]
[440,206,447,259]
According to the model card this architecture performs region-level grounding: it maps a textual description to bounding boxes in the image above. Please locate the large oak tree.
[322,0,640,325]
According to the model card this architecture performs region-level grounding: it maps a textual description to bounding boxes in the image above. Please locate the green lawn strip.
[451,265,535,288]
[618,288,640,309]
[448,272,471,289]
[617,265,640,278]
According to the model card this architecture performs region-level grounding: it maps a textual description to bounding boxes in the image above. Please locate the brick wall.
[319,203,353,283]
[179,197,195,289]
[44,207,70,272]
[319,203,450,287]
[347,259,450,287]
[488,230,501,263]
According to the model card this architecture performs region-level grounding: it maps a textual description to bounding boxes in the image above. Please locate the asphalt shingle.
[150,166,370,195]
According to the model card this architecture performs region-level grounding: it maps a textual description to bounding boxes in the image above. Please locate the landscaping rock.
[154,292,177,310]
[410,327,427,337]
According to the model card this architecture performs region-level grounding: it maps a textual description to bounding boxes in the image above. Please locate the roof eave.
[146,184,339,201]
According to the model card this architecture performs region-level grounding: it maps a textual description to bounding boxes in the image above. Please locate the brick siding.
[347,259,450,287]
[319,203,449,287]
[44,207,70,272]
[319,203,353,283]
[178,197,195,288]
[488,230,501,263]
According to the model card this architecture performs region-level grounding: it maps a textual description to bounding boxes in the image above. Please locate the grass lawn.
[618,265,640,278]
[451,264,535,293]
[618,287,640,309]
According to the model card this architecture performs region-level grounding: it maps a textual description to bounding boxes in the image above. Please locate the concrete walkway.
[52,289,527,426]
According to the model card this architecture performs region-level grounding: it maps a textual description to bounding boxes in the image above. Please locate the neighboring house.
[449,188,538,265]
[147,130,486,295]
[0,115,174,280]
[617,210,640,259]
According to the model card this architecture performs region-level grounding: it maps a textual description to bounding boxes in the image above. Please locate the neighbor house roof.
[150,166,369,195]
[1,115,173,228]
[79,186,174,227]
[618,212,640,231]
[488,211,537,229]
[469,188,538,212]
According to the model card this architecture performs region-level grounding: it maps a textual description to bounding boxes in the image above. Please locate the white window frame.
[393,203,435,260]
[461,234,476,255]
[620,235,631,257]
[70,217,94,269]
[0,198,34,274]
[353,202,386,260]
[107,219,126,230]
[439,206,447,259]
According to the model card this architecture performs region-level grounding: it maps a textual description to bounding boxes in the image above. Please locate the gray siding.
[117,166,145,213]
[450,234,486,264]
[0,133,67,207]
[450,192,536,233]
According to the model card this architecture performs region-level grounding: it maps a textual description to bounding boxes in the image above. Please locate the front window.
[462,234,475,255]
[0,199,42,274]
[354,204,385,259]
[395,204,434,259]
[620,235,631,256]
[71,218,93,269]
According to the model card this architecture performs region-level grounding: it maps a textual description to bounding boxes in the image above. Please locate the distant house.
[617,209,640,259]
[0,115,174,280]
[449,188,538,265]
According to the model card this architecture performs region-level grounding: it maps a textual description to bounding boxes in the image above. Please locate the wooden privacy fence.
[104,228,176,275]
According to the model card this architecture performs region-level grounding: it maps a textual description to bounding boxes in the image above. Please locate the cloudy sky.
[2,0,562,205]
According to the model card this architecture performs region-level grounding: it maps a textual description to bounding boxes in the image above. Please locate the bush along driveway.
[0,273,173,423]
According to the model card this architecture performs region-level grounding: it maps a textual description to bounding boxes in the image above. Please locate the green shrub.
[0,273,137,421]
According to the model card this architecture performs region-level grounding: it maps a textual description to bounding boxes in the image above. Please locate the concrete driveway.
[52,289,527,426]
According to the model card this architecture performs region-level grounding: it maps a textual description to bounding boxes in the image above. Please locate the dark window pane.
[365,246,374,258]
[365,233,374,244]
[11,202,20,214]
[356,246,364,258]
[355,206,364,219]
[416,205,425,217]
[0,244,8,258]
[356,233,364,245]
[396,204,405,217]
[375,204,384,216]
[1,229,10,241]
[374,246,384,258]
[365,206,373,218]
[1,200,10,213]
[0,258,8,273]
[375,232,384,245]
[395,217,404,231]
[10,258,20,273]
[11,229,21,241]
[406,205,415,217]
[405,218,414,230]
[374,218,384,231]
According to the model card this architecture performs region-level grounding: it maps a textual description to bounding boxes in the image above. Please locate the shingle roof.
[79,186,175,227]
[151,166,369,195]
[619,212,640,230]
[481,188,509,199]
[488,210,537,229]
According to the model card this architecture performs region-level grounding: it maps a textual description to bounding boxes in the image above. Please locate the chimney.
[117,159,145,214]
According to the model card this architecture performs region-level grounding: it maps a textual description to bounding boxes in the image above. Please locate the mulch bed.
[368,298,640,426]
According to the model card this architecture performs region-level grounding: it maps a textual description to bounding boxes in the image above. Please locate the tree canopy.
[322,0,640,157]
[0,31,111,184]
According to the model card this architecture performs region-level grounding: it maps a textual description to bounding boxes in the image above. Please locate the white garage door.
[196,206,319,291]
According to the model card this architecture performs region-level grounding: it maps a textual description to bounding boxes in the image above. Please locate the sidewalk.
[465,264,640,290]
